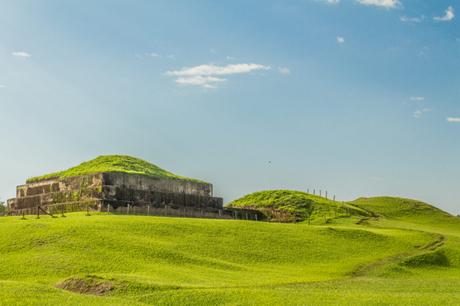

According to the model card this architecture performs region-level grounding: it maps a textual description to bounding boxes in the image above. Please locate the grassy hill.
[1,196,460,305]
[226,190,370,222]
[26,155,204,183]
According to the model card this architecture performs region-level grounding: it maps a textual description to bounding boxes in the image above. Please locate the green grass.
[1,196,460,305]
[26,155,204,183]
[226,190,369,221]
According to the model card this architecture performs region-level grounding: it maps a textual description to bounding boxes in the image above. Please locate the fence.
[5,200,263,221]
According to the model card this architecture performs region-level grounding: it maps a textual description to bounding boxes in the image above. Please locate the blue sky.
[1,0,459,214]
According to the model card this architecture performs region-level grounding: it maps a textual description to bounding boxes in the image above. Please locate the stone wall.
[102,173,212,197]
[8,172,222,212]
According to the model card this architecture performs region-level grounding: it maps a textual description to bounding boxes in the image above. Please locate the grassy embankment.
[1,195,460,305]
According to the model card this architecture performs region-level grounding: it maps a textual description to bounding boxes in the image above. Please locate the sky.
[1,0,459,214]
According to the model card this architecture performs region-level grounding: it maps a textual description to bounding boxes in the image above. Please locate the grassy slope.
[226,190,370,221]
[26,155,203,183]
[1,196,460,305]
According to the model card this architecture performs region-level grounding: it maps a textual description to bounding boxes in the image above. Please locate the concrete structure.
[7,172,224,213]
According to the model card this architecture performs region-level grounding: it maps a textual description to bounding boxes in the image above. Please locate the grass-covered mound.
[350,197,451,220]
[27,155,204,183]
[226,190,369,222]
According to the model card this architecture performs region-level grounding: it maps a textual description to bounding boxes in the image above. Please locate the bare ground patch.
[56,275,115,295]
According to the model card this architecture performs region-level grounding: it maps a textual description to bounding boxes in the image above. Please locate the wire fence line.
[4,200,263,221]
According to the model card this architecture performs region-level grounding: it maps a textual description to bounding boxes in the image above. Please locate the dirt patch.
[56,275,115,295]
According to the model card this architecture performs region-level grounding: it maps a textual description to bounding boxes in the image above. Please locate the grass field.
[1,196,460,305]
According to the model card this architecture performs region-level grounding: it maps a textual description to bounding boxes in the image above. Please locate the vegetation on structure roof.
[26,155,206,183]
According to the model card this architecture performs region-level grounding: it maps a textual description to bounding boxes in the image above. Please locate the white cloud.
[167,63,270,77]
[12,51,31,58]
[400,15,424,23]
[410,96,425,102]
[321,0,340,4]
[356,0,400,8]
[413,108,430,118]
[0,85,5,89]
[175,76,226,89]
[447,117,460,123]
[226,56,237,61]
[434,6,455,22]
[278,67,291,75]
[166,63,270,88]
[336,36,345,44]
[148,52,161,58]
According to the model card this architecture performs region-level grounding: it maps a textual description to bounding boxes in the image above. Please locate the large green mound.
[27,155,204,183]
[226,190,369,222]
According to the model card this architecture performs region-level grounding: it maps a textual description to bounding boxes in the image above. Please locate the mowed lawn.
[1,203,460,305]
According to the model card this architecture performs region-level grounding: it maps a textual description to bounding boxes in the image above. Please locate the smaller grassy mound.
[27,155,204,183]
[350,197,450,219]
[400,249,450,268]
[226,190,369,222]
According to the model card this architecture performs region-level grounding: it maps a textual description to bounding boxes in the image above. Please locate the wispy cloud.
[137,52,175,60]
[147,52,161,58]
[400,15,424,23]
[278,67,291,75]
[166,63,270,88]
[447,117,460,123]
[175,76,226,89]
[434,6,455,22]
[410,96,425,102]
[356,0,400,9]
[12,51,31,58]
[319,0,340,4]
[0,84,5,89]
[413,108,431,118]
[336,36,345,44]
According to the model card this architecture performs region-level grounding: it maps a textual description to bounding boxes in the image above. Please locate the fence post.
[37,206,40,219]
[61,204,65,218]
[127,204,130,214]
[86,204,90,216]
[148,205,150,215]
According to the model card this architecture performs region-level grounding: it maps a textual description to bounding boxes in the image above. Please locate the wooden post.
[148,205,150,215]
[37,206,40,219]
[127,204,130,214]
[61,204,65,217]
[86,204,90,216]
[21,211,25,220]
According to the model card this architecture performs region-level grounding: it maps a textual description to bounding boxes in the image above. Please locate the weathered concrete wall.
[102,173,213,197]
[101,173,222,211]
[12,174,103,210]
[9,172,223,212]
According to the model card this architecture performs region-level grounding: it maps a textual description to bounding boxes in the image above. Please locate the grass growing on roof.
[26,155,205,183]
